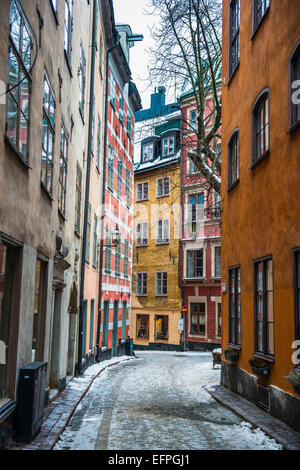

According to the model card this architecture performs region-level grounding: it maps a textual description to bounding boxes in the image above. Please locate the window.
[294,249,300,341]
[41,74,55,195]
[58,124,68,214]
[156,272,168,296]
[32,260,47,362]
[0,244,17,400]
[125,169,130,207]
[229,0,240,78]
[115,239,121,276]
[102,301,109,348]
[104,229,112,272]
[156,219,169,245]
[64,0,72,63]
[190,303,206,336]
[188,193,205,233]
[136,314,149,339]
[97,115,101,169]
[79,45,86,119]
[229,266,241,346]
[156,177,170,197]
[228,130,239,188]
[188,156,200,174]
[142,142,154,162]
[214,246,221,278]
[252,90,270,165]
[107,145,114,190]
[254,258,274,357]
[110,71,116,109]
[122,302,127,340]
[126,111,132,137]
[136,182,148,201]
[136,273,148,296]
[216,302,222,338]
[155,315,168,340]
[93,215,98,268]
[119,92,124,125]
[124,240,129,277]
[188,109,197,131]
[117,157,123,198]
[86,204,91,263]
[91,95,95,153]
[136,222,148,247]
[162,136,175,157]
[186,249,203,278]
[253,0,270,33]
[6,0,32,162]
[89,299,95,351]
[290,40,300,129]
[75,164,82,234]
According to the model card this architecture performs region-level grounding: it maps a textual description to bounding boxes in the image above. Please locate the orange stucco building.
[221,0,300,431]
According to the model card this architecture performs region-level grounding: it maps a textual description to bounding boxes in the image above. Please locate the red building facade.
[179,92,222,351]
[97,25,142,359]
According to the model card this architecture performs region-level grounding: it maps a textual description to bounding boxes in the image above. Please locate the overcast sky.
[112,0,161,109]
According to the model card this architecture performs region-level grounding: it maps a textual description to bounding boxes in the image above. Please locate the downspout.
[77,0,97,376]
[178,103,184,351]
[96,34,121,358]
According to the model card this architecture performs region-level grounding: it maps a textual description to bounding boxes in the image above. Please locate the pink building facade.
[179,92,222,351]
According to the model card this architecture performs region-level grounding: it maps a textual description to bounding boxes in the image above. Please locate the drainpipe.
[178,103,184,351]
[77,0,97,376]
[96,34,121,358]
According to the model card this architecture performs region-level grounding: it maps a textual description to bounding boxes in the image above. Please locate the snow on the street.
[54,352,282,451]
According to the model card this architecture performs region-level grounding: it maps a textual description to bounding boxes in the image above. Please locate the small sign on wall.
[178,318,184,331]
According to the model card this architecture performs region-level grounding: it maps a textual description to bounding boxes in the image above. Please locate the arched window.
[252,89,270,165]
[228,129,239,189]
[290,40,300,129]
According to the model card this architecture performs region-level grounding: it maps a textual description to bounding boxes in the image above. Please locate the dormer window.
[162,136,175,157]
[142,142,154,162]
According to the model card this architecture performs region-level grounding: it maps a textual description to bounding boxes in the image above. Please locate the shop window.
[190,303,206,336]
[155,315,168,341]
[136,315,149,339]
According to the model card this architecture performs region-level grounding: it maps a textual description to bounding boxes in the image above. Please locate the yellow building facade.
[131,111,183,350]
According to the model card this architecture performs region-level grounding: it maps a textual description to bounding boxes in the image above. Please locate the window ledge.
[136,199,149,203]
[251,149,270,170]
[253,352,274,363]
[136,244,148,248]
[288,120,300,134]
[41,182,54,202]
[64,50,73,78]
[227,179,240,193]
[5,136,31,169]
[227,343,242,351]
[228,62,240,87]
[0,399,16,423]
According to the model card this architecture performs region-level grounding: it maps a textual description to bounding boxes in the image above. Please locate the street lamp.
[111,224,121,247]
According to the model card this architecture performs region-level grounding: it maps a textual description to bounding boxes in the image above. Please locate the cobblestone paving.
[54,352,282,450]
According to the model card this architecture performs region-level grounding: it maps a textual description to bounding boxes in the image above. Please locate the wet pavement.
[53,352,282,450]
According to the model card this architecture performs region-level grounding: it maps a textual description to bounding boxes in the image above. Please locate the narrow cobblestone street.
[53,352,282,451]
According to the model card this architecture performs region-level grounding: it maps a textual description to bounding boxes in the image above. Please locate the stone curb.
[11,356,136,451]
[205,384,300,450]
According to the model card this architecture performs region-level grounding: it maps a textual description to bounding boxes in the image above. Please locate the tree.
[146,0,222,195]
